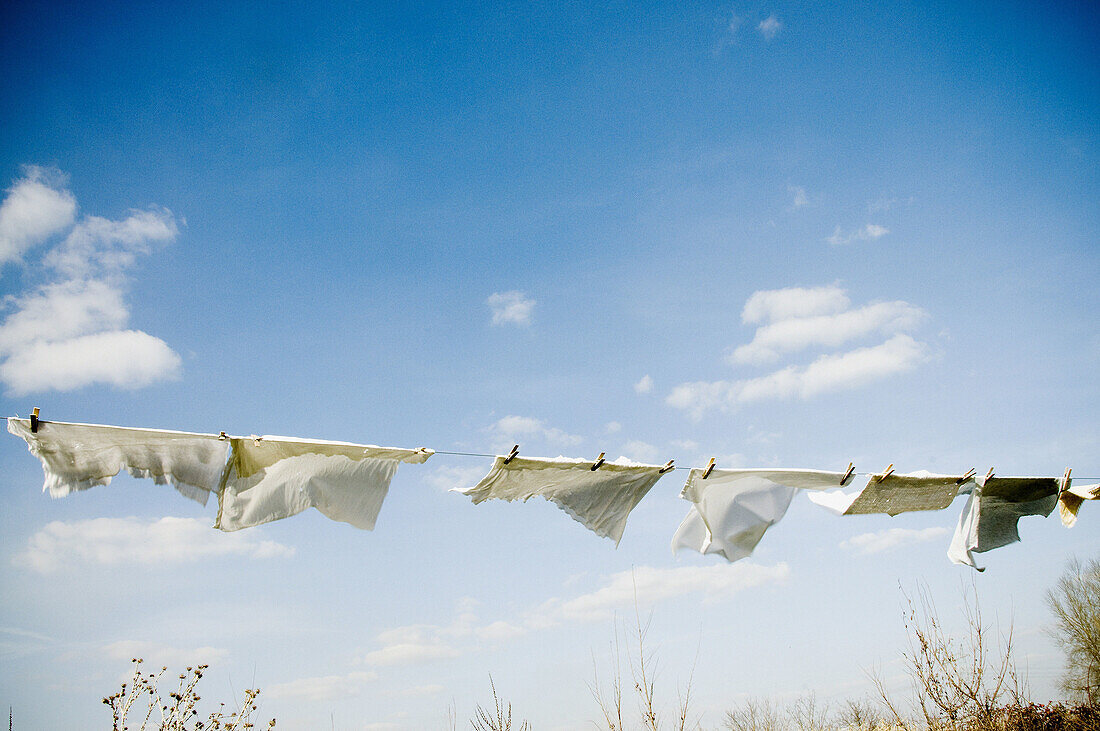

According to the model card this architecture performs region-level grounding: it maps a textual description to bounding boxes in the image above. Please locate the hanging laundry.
[673,468,850,563]
[1059,481,1100,528]
[7,417,230,505]
[455,455,668,545]
[807,470,967,516]
[215,436,433,532]
[948,475,1060,571]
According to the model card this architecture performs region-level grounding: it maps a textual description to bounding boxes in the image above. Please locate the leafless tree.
[1046,556,1100,705]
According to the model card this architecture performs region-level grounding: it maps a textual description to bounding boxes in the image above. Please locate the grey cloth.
[948,476,1059,570]
[808,470,966,516]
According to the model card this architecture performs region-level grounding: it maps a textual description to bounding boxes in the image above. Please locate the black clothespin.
[956,468,976,485]
[503,444,519,464]
[875,463,895,482]
[659,460,675,474]
[30,407,40,433]
[841,462,855,484]
[702,457,716,479]
[590,452,606,471]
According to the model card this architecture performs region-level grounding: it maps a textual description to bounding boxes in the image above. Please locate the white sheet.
[215,435,433,532]
[1058,481,1100,528]
[455,455,667,545]
[807,470,968,516]
[7,417,230,505]
[673,468,850,562]
[948,475,1060,571]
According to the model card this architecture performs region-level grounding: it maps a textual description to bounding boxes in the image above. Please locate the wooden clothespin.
[218,431,228,440]
[590,452,606,471]
[503,444,519,464]
[251,434,262,446]
[956,468,976,485]
[985,467,995,481]
[30,407,40,433]
[876,463,895,482]
[1060,468,1072,495]
[659,460,675,474]
[702,457,716,479]
[841,462,855,485]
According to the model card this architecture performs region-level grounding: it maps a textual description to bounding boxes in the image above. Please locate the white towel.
[215,435,433,532]
[673,468,849,562]
[455,455,667,545]
[1058,481,1100,528]
[948,476,1060,571]
[807,470,967,516]
[7,417,230,505]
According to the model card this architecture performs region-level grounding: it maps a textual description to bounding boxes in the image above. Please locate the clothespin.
[841,462,855,485]
[590,452,606,471]
[251,434,262,446]
[218,431,228,441]
[956,468,976,485]
[702,457,716,479]
[1060,468,1072,495]
[876,463,895,482]
[985,467,995,481]
[30,407,40,433]
[503,444,519,464]
[659,460,675,474]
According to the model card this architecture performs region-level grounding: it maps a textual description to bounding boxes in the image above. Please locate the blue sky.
[1,0,1098,728]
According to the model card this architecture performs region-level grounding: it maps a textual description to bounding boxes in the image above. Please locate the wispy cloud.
[0,166,181,394]
[758,15,782,40]
[0,166,76,267]
[361,599,521,667]
[668,334,926,418]
[426,464,489,492]
[826,223,890,246]
[840,527,948,555]
[487,290,535,326]
[266,671,378,701]
[742,285,850,325]
[14,517,294,573]
[789,185,809,209]
[669,286,929,418]
[729,300,926,365]
[484,415,583,451]
[102,640,229,667]
[619,440,660,463]
[634,374,654,394]
[529,562,789,626]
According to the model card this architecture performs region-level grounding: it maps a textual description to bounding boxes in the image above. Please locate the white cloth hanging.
[1058,481,1100,528]
[672,468,850,563]
[948,475,1060,571]
[215,435,433,532]
[7,417,230,505]
[807,470,967,516]
[455,455,667,545]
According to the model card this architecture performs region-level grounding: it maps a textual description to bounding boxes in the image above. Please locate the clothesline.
[8,414,1099,572]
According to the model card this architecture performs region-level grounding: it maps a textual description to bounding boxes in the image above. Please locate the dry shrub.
[104,658,274,730]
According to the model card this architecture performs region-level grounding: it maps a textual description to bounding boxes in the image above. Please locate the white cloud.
[634,374,654,393]
[0,166,77,267]
[362,640,461,667]
[742,285,850,325]
[484,415,583,450]
[840,527,948,555]
[530,563,789,626]
[827,223,890,245]
[619,440,660,463]
[668,335,926,418]
[426,464,488,492]
[604,421,622,434]
[102,640,229,668]
[266,671,378,701]
[14,517,294,574]
[0,330,182,395]
[0,167,182,394]
[728,300,926,364]
[758,15,782,40]
[789,185,808,208]
[487,290,535,326]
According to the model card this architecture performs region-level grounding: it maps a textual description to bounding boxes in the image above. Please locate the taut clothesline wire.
[14,415,1099,481]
